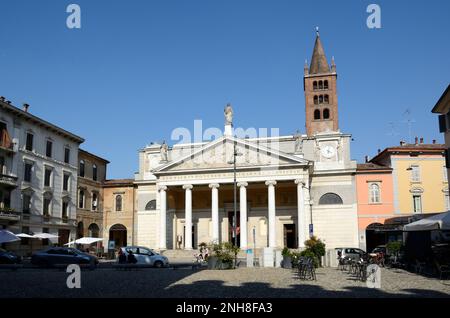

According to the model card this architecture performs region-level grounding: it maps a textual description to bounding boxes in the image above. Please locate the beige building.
[76,149,109,240]
[102,179,136,251]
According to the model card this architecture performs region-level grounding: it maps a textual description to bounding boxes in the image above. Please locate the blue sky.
[0,0,449,178]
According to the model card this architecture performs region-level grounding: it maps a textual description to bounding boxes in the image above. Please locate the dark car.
[0,248,22,264]
[31,247,98,268]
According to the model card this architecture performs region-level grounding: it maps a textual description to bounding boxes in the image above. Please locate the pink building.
[356,163,395,251]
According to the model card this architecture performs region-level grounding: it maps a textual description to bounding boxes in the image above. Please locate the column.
[209,183,220,243]
[183,184,193,250]
[238,182,248,249]
[159,185,167,249]
[295,179,305,248]
[265,180,277,248]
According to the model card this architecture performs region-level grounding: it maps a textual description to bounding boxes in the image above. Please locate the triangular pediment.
[154,136,309,173]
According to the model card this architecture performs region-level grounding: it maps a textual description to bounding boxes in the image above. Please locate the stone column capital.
[237,181,248,188]
[209,183,220,189]
[158,185,168,192]
[265,180,277,187]
[295,179,305,186]
[182,184,193,190]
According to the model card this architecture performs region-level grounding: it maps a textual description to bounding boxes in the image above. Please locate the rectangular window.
[443,166,448,183]
[410,165,421,182]
[64,148,70,164]
[42,228,49,245]
[25,133,33,151]
[24,163,32,182]
[413,195,422,213]
[0,156,5,174]
[445,194,450,211]
[46,140,52,158]
[93,165,98,181]
[63,174,70,191]
[439,114,447,133]
[44,168,52,187]
[22,194,31,214]
[43,198,51,216]
[62,201,69,221]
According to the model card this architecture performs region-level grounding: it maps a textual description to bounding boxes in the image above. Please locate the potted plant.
[304,236,326,267]
[281,247,292,268]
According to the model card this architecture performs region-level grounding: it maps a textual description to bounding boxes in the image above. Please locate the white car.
[119,246,169,268]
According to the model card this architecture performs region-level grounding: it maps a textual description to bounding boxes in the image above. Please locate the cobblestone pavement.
[0,266,449,298]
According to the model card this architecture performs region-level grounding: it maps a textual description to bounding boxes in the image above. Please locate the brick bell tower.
[304,29,339,136]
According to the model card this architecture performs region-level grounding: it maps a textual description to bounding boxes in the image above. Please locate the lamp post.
[228,139,242,264]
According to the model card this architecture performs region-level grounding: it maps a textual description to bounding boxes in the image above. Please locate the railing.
[0,207,20,222]
[0,174,18,186]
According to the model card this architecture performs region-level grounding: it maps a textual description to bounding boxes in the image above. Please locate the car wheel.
[154,261,163,268]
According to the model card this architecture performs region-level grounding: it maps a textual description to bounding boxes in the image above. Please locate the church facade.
[131,33,358,252]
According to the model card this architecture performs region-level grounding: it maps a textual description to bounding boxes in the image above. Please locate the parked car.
[119,246,169,268]
[336,247,366,261]
[0,248,22,264]
[31,247,98,267]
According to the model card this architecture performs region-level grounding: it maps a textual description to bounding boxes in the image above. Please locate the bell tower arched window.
[314,109,321,120]
[323,108,330,119]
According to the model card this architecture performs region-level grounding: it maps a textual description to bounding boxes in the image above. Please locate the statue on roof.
[294,129,303,153]
[224,103,233,125]
[160,140,169,162]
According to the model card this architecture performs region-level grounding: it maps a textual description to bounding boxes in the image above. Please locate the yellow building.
[370,140,448,214]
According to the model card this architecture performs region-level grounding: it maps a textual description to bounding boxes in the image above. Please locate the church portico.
[151,177,310,251]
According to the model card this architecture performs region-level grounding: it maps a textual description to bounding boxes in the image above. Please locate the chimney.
[377,149,381,154]
[433,139,436,144]
[400,141,406,146]
[414,137,418,145]
[0,96,5,102]
[419,137,424,144]
[5,100,11,104]
[365,155,369,163]
[23,103,29,112]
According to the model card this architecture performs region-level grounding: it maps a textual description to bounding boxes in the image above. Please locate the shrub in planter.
[300,249,319,268]
[304,236,326,267]
[211,242,240,269]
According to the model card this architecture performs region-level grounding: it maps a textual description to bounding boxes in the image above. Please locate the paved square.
[0,267,449,298]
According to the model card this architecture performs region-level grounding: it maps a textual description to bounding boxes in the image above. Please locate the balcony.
[0,207,21,223]
[0,174,18,188]
[0,131,14,153]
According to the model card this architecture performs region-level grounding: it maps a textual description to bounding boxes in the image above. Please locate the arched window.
[79,160,85,177]
[324,80,329,89]
[313,95,318,105]
[323,108,330,119]
[313,81,318,90]
[78,190,85,209]
[145,200,157,210]
[324,94,329,104]
[92,164,97,181]
[314,109,321,120]
[318,80,323,90]
[92,192,98,211]
[319,193,343,205]
[115,195,122,212]
[88,223,100,238]
[370,184,381,203]
[319,95,324,104]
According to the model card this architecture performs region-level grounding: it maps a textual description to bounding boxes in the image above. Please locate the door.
[58,230,70,246]
[183,225,195,249]
[284,224,296,248]
[228,211,240,247]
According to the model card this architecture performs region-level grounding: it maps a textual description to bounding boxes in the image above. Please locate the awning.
[16,233,36,238]
[33,233,59,239]
[0,230,20,243]
[403,211,450,231]
[64,237,103,245]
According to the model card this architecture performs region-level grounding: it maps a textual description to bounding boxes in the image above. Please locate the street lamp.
[227,139,242,250]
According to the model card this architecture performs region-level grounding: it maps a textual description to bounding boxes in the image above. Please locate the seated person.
[118,250,127,264]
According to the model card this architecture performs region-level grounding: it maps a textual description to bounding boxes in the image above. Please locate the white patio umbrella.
[0,230,20,244]
[73,237,103,245]
[33,233,59,239]
[16,233,35,238]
